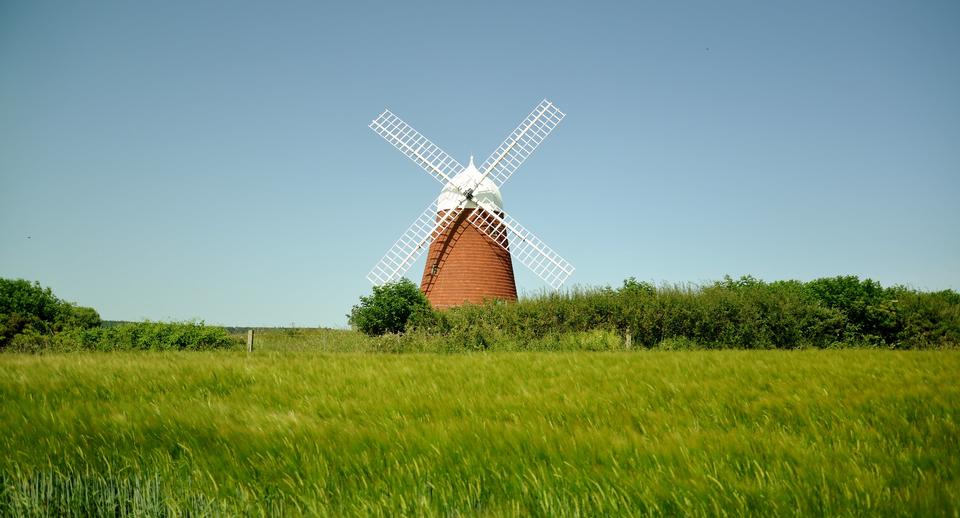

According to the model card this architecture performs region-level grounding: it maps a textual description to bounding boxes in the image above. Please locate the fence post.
[625,327,632,350]
[247,329,254,353]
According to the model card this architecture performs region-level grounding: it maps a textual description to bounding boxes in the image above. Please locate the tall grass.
[246,327,372,353]
[1,350,957,516]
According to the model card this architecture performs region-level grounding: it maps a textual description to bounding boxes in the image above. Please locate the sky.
[1,1,958,327]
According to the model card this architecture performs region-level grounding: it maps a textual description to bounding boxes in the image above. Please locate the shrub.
[348,279,433,336]
[404,275,959,350]
[60,305,102,330]
[1,279,62,345]
[896,289,960,348]
[7,328,55,354]
[805,276,900,343]
[7,321,240,353]
[0,278,100,349]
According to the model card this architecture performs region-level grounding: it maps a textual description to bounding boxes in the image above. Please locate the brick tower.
[420,157,517,308]
[420,209,517,308]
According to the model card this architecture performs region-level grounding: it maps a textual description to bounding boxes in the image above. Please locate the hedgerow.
[8,321,240,353]
[400,276,960,349]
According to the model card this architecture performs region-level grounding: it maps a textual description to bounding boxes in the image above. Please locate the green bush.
[60,305,102,330]
[404,275,959,350]
[7,321,240,353]
[1,278,240,353]
[895,289,960,348]
[0,279,100,349]
[348,279,433,336]
[805,276,899,344]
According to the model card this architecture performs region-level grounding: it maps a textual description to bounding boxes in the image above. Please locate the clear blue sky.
[1,1,958,327]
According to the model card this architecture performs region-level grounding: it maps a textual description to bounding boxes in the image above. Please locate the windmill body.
[367,100,574,307]
[422,157,517,307]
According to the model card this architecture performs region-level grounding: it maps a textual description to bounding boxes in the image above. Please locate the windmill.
[366,99,574,308]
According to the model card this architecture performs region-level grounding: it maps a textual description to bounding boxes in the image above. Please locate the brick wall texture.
[420,209,518,308]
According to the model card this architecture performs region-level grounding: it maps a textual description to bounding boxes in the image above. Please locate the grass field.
[1,346,958,516]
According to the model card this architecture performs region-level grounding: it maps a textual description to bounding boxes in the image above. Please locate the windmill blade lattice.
[479,99,565,188]
[367,200,465,285]
[369,110,463,185]
[468,201,575,290]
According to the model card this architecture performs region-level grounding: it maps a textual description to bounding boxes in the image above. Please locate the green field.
[1,346,958,516]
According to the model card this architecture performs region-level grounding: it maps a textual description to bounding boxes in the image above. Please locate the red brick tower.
[419,157,517,308]
[420,208,517,308]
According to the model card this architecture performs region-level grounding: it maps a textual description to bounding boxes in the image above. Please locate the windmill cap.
[436,158,503,211]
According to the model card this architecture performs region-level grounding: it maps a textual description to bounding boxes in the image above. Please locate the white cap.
[436,156,503,211]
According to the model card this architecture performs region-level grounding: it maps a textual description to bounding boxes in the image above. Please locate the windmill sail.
[468,201,575,290]
[367,201,465,285]
[369,109,463,185]
[478,100,565,188]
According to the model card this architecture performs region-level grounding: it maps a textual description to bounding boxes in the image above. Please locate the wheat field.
[1,349,957,516]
